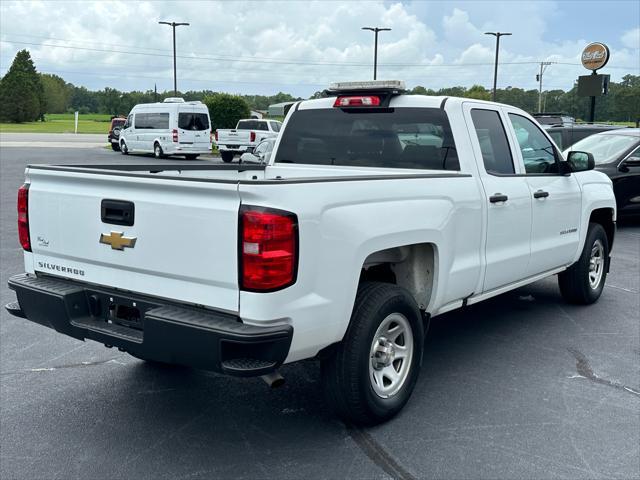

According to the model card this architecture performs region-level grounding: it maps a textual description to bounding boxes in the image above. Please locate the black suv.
[546,124,627,150]
[108,117,126,151]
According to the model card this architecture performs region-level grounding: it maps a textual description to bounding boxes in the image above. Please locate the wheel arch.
[589,207,615,251]
[360,242,439,313]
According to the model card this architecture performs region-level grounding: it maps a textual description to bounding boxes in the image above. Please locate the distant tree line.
[1,49,638,124]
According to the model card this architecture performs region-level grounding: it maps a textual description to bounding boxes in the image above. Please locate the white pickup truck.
[215,118,282,163]
[7,81,616,425]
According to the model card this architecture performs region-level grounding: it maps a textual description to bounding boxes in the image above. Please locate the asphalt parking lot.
[1,138,639,479]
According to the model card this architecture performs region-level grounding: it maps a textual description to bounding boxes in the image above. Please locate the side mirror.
[622,156,640,168]
[566,151,595,172]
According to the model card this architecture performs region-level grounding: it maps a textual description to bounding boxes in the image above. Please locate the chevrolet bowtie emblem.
[99,231,137,250]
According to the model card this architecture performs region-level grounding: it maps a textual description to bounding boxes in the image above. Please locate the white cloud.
[0,0,638,97]
[621,27,640,50]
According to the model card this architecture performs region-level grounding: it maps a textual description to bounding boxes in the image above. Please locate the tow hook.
[261,371,285,388]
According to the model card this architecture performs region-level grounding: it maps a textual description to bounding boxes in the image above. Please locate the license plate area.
[86,290,157,332]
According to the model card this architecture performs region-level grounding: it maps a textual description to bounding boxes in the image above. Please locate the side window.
[470,109,515,175]
[508,114,558,174]
[549,131,564,150]
[270,121,281,133]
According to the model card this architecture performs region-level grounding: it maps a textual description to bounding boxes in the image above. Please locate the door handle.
[489,193,508,203]
[533,190,549,199]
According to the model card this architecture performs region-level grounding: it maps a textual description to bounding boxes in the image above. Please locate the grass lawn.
[0,113,112,134]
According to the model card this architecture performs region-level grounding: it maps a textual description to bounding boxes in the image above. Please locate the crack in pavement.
[0,358,125,376]
[568,348,640,397]
[345,423,417,480]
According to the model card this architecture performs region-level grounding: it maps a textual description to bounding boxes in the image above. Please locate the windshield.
[274,107,459,170]
[564,133,639,165]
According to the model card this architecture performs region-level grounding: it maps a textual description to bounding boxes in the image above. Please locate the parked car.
[564,129,640,216]
[7,80,616,425]
[215,119,281,163]
[532,112,575,128]
[108,117,126,151]
[119,98,212,160]
[239,137,275,163]
[547,124,626,150]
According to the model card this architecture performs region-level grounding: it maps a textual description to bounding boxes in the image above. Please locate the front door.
[505,111,582,275]
[464,104,532,292]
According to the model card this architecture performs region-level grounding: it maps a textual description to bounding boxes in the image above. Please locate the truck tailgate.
[218,130,251,145]
[25,168,241,313]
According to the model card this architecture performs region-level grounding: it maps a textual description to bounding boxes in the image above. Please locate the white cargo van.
[119,98,212,159]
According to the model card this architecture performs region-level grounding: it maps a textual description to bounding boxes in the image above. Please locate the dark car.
[547,124,626,150]
[532,112,575,127]
[108,117,126,151]
[565,129,640,216]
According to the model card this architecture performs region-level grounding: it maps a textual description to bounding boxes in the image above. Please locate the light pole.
[536,62,552,113]
[484,31,511,102]
[159,21,190,95]
[362,26,391,80]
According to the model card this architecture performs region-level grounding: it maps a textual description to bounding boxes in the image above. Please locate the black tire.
[185,154,199,160]
[558,222,609,304]
[321,282,424,426]
[153,142,165,159]
[221,151,234,163]
[111,143,120,151]
[120,141,129,155]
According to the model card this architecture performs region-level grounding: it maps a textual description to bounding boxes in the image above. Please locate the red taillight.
[172,128,178,142]
[240,206,298,291]
[18,184,31,251]
[250,131,256,142]
[333,95,381,107]
[214,130,219,142]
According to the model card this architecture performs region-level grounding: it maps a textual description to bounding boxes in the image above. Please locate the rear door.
[464,103,532,291]
[504,110,582,275]
[26,168,241,312]
[178,108,196,146]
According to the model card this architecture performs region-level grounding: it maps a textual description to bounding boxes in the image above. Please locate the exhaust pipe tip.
[261,371,285,388]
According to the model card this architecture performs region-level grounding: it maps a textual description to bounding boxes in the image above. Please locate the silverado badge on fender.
[99,231,137,250]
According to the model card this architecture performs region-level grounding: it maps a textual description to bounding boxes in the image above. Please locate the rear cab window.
[273,107,459,170]
[237,120,269,131]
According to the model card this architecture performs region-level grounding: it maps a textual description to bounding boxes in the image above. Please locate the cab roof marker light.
[328,80,406,91]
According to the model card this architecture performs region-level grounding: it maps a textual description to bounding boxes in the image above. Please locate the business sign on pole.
[581,42,610,71]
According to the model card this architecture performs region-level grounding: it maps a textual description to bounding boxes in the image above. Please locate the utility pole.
[484,32,512,102]
[159,21,190,95]
[362,26,391,80]
[536,62,552,113]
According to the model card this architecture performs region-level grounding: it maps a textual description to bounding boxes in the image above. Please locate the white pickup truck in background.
[215,118,282,163]
[7,81,616,425]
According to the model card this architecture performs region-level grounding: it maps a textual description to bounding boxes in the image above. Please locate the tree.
[40,73,71,113]
[203,93,250,129]
[466,85,491,101]
[0,50,43,122]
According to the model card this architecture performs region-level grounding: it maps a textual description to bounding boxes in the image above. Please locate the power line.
[8,38,632,69]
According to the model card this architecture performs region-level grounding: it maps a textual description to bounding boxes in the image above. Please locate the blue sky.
[1,1,638,96]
